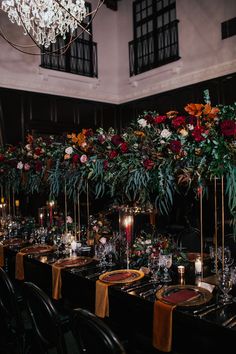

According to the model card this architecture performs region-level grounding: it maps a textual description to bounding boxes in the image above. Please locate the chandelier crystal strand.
[1,0,87,48]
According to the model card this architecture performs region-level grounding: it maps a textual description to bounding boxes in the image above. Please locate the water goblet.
[160,253,172,283]
[148,254,161,283]
[218,272,233,304]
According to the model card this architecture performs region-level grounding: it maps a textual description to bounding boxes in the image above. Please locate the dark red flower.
[120,142,128,153]
[35,160,42,172]
[111,135,124,146]
[103,160,109,170]
[72,154,79,163]
[144,114,154,124]
[220,120,236,136]
[186,116,197,126]
[143,159,155,170]
[169,140,182,153]
[109,150,118,159]
[172,116,186,129]
[0,154,5,162]
[34,147,42,156]
[191,126,206,142]
[154,115,167,124]
[84,128,94,137]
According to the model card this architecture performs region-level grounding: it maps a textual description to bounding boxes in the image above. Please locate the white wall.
[0,0,236,104]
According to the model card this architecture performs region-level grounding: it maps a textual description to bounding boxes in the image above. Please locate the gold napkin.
[95,280,113,318]
[52,264,62,300]
[15,251,26,280]
[153,300,176,352]
[0,244,5,267]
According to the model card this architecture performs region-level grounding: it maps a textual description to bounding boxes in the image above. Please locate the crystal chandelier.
[1,0,87,48]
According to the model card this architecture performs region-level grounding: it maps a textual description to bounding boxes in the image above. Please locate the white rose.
[65,147,73,155]
[99,237,107,245]
[25,144,31,151]
[145,240,152,244]
[138,118,149,128]
[133,143,139,149]
[187,124,194,131]
[160,129,172,139]
[17,161,23,170]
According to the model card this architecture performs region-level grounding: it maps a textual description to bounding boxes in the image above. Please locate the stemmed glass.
[160,254,172,283]
[218,272,233,304]
[218,246,234,273]
[148,254,161,283]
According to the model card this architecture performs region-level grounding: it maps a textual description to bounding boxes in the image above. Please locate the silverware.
[193,303,217,315]
[86,269,107,279]
[198,304,226,318]
[140,285,163,298]
[122,281,151,293]
[222,315,236,327]
[227,319,236,329]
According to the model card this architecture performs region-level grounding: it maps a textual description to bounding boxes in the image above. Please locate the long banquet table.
[4,246,236,354]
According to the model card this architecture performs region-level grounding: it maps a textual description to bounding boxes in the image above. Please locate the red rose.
[111,135,124,146]
[143,159,155,170]
[154,115,167,124]
[220,120,236,136]
[169,140,182,153]
[72,154,79,163]
[84,128,93,137]
[34,147,42,156]
[109,150,118,159]
[172,116,186,129]
[192,126,207,142]
[144,114,154,124]
[120,142,128,153]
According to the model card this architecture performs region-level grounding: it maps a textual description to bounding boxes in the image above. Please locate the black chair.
[0,267,30,354]
[23,281,69,354]
[71,308,126,354]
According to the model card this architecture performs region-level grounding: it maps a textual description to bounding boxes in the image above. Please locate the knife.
[193,302,218,315]
[140,285,163,298]
[122,281,151,293]
[222,314,236,327]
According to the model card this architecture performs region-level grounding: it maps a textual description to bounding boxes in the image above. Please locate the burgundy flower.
[103,160,109,170]
[0,154,5,162]
[111,135,124,146]
[143,159,155,170]
[72,154,79,163]
[191,126,206,142]
[154,115,167,124]
[172,116,186,129]
[186,116,197,126]
[120,142,128,153]
[84,128,94,137]
[98,134,106,144]
[169,140,182,153]
[34,147,42,156]
[109,150,118,159]
[35,160,42,172]
[144,114,154,124]
[220,120,236,136]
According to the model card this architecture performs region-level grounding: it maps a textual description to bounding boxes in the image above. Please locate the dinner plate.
[99,269,144,284]
[53,256,93,268]
[2,238,24,246]
[20,244,54,254]
[156,284,212,307]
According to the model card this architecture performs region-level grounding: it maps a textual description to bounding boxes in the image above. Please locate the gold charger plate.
[99,269,144,284]
[20,244,54,255]
[156,285,212,307]
[2,238,24,246]
[53,256,93,268]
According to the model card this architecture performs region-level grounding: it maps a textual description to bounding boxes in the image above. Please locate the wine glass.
[160,254,172,283]
[148,254,161,283]
[218,272,233,304]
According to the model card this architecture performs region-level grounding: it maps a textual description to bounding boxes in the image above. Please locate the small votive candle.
[195,256,202,275]
[15,200,20,207]
[178,265,185,276]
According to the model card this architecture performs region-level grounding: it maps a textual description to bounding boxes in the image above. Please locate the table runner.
[95,280,113,318]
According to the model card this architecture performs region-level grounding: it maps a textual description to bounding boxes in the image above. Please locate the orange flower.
[67,133,78,143]
[166,110,178,118]
[26,134,34,144]
[77,132,86,146]
[64,154,71,160]
[203,104,220,119]
[184,103,204,117]
[134,131,145,138]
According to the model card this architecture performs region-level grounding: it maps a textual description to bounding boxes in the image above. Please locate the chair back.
[72,308,126,354]
[0,267,26,352]
[23,281,67,354]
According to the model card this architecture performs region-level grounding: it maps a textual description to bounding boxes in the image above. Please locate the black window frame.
[40,2,98,78]
[129,0,180,77]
